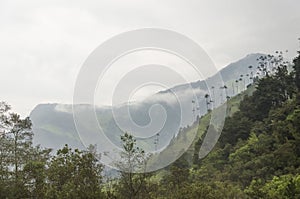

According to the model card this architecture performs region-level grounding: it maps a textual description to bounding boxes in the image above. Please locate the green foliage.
[188,52,300,198]
[246,174,300,199]
[0,104,104,199]
[293,52,300,91]
[113,132,153,199]
[0,104,35,198]
[1,48,300,198]
[46,145,104,199]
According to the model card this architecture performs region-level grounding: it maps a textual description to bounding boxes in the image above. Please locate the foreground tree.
[7,113,33,197]
[0,102,11,197]
[46,145,104,199]
[114,133,152,199]
[0,102,50,198]
[23,146,51,199]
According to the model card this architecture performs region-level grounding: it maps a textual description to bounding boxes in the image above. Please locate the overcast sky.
[0,0,300,117]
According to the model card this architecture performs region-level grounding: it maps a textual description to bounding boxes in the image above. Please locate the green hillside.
[162,83,256,166]
[1,51,300,198]
[151,53,300,198]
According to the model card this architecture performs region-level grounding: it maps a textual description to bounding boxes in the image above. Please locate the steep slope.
[30,53,264,151]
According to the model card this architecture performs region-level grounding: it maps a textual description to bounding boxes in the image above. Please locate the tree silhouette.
[116,133,149,199]
[211,86,215,109]
[204,94,210,112]
[235,80,239,94]
[220,85,229,102]
[192,100,196,120]
[248,65,254,83]
[154,133,160,151]
[239,77,244,92]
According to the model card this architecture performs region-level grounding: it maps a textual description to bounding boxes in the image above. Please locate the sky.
[0,0,300,117]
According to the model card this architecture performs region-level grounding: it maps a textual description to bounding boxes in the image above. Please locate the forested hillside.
[0,51,300,198]
[187,51,300,198]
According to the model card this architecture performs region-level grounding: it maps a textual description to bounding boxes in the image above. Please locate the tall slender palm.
[246,74,250,86]
[239,74,245,91]
[191,100,196,120]
[248,65,253,83]
[204,94,210,112]
[196,106,200,121]
[235,80,239,94]
[154,133,160,151]
[224,85,229,100]
[211,86,215,109]
[220,85,228,102]
[239,77,243,91]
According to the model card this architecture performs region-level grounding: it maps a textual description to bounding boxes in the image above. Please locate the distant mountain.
[30,53,265,152]
[167,53,263,92]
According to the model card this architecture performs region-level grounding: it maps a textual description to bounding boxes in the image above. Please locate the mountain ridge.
[30,53,265,151]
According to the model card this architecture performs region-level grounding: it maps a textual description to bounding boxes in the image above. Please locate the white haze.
[0,0,300,116]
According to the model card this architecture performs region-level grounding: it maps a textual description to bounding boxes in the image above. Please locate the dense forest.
[1,50,300,199]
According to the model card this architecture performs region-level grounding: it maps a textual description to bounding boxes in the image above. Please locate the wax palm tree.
[211,86,215,109]
[220,85,229,102]
[248,65,253,83]
[239,77,244,91]
[235,79,239,93]
[191,100,196,120]
[154,133,160,151]
[204,94,210,112]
